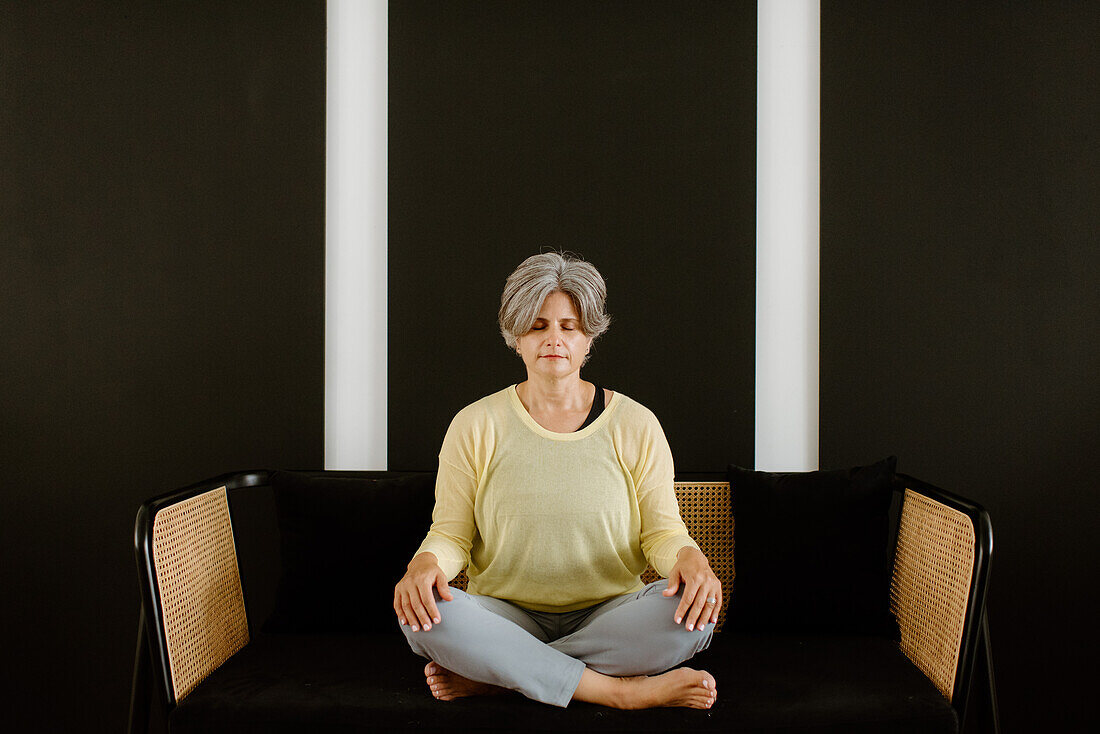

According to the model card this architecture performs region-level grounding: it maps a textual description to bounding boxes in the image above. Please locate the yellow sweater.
[415,385,698,612]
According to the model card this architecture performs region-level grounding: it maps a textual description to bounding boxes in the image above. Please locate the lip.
[541,355,565,359]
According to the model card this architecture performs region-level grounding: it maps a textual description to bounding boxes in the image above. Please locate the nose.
[545,325,565,345]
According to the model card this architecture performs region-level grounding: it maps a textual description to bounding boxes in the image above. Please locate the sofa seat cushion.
[170,630,956,733]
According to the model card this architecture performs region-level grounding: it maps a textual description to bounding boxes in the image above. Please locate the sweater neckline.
[507,384,620,441]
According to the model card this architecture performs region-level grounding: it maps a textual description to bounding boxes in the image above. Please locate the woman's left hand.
[663,546,722,631]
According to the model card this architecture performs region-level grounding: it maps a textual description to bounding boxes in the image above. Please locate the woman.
[393,252,721,710]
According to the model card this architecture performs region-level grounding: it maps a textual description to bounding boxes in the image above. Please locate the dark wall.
[389,0,756,473]
[0,1,326,730]
[821,2,1100,731]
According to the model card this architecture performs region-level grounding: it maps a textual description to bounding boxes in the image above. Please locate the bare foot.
[622,668,717,709]
[424,662,508,701]
[574,666,717,709]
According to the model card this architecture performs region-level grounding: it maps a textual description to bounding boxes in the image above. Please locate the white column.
[756,0,820,471]
[325,0,388,470]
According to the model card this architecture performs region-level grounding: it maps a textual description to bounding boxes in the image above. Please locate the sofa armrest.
[889,474,993,718]
[134,472,263,708]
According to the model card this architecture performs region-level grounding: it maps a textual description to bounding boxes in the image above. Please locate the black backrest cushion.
[726,457,899,637]
[263,470,437,634]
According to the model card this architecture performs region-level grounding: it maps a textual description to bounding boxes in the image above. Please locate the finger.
[663,569,681,597]
[399,596,418,631]
[394,593,406,626]
[711,587,723,623]
[697,586,719,626]
[684,582,710,631]
[435,573,454,603]
[408,590,434,631]
[420,582,442,625]
[674,579,700,625]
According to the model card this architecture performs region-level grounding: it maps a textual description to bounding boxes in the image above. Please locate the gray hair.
[498,252,611,359]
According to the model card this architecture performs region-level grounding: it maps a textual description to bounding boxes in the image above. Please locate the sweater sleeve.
[412,409,484,581]
[632,408,699,577]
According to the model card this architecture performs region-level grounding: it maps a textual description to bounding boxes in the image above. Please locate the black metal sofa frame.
[129,470,1000,733]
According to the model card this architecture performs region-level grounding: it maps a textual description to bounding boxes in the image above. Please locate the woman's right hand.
[393,552,453,632]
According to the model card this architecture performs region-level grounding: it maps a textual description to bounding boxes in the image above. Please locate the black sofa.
[129,465,999,733]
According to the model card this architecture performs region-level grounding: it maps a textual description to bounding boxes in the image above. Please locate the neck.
[516,375,592,413]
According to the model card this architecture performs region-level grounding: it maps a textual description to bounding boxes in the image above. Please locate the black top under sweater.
[576,384,606,431]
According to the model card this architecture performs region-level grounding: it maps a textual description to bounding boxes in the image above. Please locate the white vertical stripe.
[325,0,388,470]
[756,0,820,471]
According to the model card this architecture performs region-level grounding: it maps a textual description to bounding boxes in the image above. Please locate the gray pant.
[400,580,714,708]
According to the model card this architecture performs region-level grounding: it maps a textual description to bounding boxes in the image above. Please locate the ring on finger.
[706,597,717,604]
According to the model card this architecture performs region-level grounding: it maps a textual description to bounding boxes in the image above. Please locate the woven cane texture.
[642,482,734,630]
[152,486,249,702]
[890,488,975,701]
[450,483,734,629]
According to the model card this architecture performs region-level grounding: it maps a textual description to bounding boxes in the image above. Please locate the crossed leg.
[401,582,716,709]
[423,661,717,709]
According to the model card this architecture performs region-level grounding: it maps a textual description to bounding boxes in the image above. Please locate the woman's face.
[516,291,593,380]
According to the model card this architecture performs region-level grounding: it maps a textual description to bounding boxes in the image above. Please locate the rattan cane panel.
[642,482,734,630]
[890,489,975,701]
[152,486,249,702]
